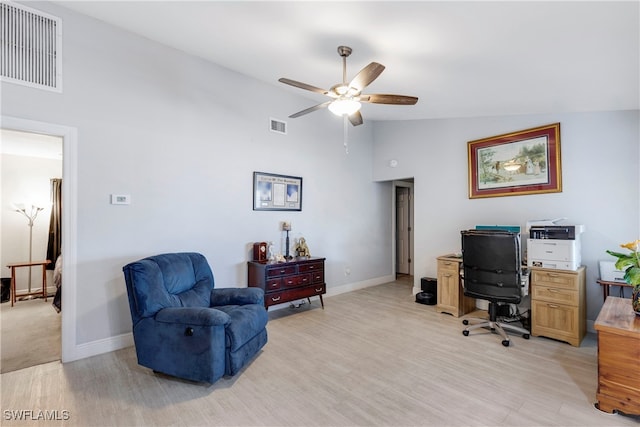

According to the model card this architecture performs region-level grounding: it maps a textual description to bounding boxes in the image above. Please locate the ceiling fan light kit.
[279,45,418,127]
[328,98,361,116]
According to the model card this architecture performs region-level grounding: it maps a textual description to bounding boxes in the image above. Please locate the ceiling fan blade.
[289,101,332,118]
[361,94,418,105]
[278,78,328,96]
[348,111,363,126]
[349,62,385,92]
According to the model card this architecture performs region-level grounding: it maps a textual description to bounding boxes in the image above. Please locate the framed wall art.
[253,172,302,211]
[467,123,562,199]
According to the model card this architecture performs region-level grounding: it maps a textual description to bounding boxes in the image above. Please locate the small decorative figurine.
[295,237,311,258]
[267,241,275,261]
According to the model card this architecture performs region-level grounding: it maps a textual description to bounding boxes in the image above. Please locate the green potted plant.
[606,239,640,315]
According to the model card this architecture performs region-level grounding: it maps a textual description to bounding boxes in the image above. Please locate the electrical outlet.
[344,266,351,276]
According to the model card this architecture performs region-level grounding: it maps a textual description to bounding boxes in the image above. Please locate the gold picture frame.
[468,123,562,199]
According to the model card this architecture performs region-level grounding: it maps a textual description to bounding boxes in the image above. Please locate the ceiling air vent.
[270,118,287,135]
[1,1,62,92]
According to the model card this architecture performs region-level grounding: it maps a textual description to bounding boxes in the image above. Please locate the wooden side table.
[594,296,640,416]
[6,260,51,307]
[596,279,633,301]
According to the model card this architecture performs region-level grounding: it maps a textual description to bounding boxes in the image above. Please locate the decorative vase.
[632,285,640,315]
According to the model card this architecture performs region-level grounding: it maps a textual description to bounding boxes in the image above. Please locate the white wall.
[372,111,640,324]
[1,2,392,352]
[1,154,62,292]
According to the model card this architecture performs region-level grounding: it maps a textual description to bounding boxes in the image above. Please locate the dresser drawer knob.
[271,296,281,302]
[315,288,323,292]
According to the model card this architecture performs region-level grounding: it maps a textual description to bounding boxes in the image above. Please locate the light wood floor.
[2,279,638,426]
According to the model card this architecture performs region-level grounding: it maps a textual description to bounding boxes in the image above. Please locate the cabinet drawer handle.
[546,273,560,277]
[547,288,559,293]
[444,274,451,278]
[302,277,308,282]
[547,303,560,308]
[309,265,315,270]
[271,296,281,302]
[279,270,286,274]
[315,288,323,292]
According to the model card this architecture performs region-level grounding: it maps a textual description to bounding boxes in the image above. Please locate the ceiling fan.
[279,46,418,126]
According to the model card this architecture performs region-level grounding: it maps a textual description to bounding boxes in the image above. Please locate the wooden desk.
[594,296,640,416]
[6,260,51,307]
[596,279,634,301]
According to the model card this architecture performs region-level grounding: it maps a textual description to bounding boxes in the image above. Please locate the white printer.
[526,221,584,271]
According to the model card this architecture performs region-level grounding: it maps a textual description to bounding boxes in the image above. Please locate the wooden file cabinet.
[530,266,586,346]
[248,257,326,309]
[436,255,475,317]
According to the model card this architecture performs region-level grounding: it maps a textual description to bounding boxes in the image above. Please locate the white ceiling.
[46,1,640,122]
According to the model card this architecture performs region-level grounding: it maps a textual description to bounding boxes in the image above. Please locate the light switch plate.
[111,194,131,205]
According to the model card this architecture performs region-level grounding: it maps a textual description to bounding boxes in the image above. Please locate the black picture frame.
[253,172,302,211]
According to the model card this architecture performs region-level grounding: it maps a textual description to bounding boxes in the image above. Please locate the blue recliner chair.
[122,252,268,383]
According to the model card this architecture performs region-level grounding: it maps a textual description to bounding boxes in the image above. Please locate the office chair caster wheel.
[462,330,469,336]
[502,340,510,347]
[462,319,469,325]
[523,334,530,339]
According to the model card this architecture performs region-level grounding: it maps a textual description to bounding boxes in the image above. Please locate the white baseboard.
[68,332,134,362]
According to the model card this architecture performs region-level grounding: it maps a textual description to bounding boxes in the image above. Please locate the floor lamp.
[13,203,44,295]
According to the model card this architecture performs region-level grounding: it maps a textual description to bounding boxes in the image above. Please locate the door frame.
[2,116,78,362]
[391,180,414,279]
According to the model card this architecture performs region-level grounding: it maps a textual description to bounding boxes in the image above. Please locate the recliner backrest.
[123,252,214,324]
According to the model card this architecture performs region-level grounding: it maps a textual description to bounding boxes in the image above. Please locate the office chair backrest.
[461,229,522,303]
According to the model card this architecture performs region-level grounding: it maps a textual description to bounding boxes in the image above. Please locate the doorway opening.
[1,129,62,372]
[394,180,414,284]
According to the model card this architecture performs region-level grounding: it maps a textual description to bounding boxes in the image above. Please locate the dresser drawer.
[310,270,324,284]
[266,278,282,291]
[282,274,311,288]
[265,291,285,306]
[282,283,325,302]
[532,285,578,306]
[530,269,579,291]
[438,259,459,273]
[266,265,296,278]
[299,262,323,273]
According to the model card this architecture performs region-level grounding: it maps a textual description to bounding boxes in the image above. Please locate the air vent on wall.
[1,1,62,92]
[270,118,287,135]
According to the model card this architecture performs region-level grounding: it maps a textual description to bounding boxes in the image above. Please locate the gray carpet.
[1,297,61,373]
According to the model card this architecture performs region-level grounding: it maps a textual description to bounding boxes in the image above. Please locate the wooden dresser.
[594,296,640,416]
[248,257,326,309]
[436,255,475,317]
[530,266,585,346]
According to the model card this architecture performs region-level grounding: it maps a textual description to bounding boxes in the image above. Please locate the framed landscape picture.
[468,123,562,199]
[253,172,302,211]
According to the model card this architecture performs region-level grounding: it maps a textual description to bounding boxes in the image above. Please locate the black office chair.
[460,229,530,347]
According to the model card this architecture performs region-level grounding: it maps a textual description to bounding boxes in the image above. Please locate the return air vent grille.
[1,1,62,91]
[270,118,287,135]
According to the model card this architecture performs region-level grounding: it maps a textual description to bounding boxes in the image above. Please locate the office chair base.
[462,318,530,347]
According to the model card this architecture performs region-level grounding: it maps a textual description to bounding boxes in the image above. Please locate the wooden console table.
[594,296,640,416]
[6,260,51,307]
[596,279,634,302]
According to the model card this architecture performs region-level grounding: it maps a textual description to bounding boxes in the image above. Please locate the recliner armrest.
[155,307,230,326]
[210,287,264,307]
